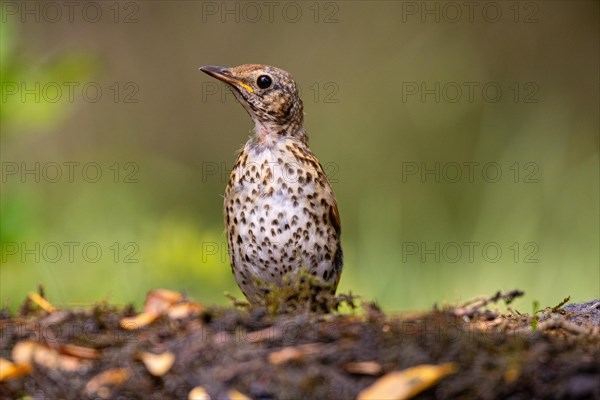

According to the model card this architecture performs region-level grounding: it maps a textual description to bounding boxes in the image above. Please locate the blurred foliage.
[0,21,96,130]
[1,2,598,311]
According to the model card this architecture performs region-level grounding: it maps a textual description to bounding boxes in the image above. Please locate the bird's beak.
[199,65,254,93]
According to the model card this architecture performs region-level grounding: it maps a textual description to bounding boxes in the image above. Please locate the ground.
[1,289,599,400]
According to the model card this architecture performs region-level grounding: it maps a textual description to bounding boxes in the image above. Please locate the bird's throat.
[252,118,307,148]
[253,119,279,147]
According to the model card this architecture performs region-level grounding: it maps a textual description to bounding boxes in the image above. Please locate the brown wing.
[329,201,341,235]
[295,144,342,236]
[313,157,341,236]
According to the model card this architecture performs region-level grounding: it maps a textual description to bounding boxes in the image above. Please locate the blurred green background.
[1,1,598,311]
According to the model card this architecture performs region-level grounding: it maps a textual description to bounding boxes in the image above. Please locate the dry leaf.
[168,302,204,319]
[504,366,520,383]
[61,343,100,359]
[120,312,158,330]
[140,351,175,376]
[188,386,211,400]
[344,361,382,375]
[268,343,322,365]
[28,292,56,313]
[11,341,36,366]
[357,363,457,400]
[0,358,31,381]
[12,340,87,372]
[228,389,250,400]
[144,289,182,314]
[121,290,200,328]
[84,368,130,398]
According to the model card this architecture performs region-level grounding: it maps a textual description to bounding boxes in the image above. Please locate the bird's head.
[200,64,305,143]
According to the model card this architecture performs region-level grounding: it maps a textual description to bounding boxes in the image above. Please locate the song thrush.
[200,64,343,303]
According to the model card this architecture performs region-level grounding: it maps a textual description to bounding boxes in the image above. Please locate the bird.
[200,64,343,304]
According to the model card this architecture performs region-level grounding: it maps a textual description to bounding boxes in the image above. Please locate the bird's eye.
[256,75,273,89]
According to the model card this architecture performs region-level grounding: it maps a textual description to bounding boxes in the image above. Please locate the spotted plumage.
[200,64,342,303]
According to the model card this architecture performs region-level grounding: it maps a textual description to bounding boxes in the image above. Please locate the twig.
[452,290,525,318]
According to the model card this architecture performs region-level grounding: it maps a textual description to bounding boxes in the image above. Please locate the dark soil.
[1,290,598,400]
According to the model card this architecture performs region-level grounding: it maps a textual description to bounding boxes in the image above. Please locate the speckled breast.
[224,137,342,300]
